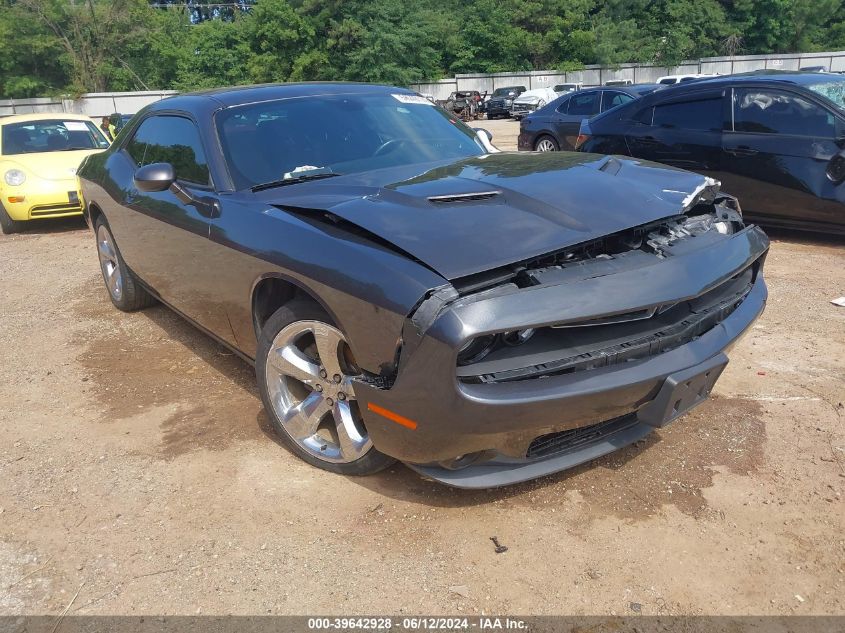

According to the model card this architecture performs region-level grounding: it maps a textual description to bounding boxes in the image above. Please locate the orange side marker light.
[7,196,24,203]
[367,402,418,430]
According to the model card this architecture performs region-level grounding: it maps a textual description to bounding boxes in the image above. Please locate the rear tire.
[256,298,396,476]
[0,203,24,235]
[94,216,156,311]
[534,135,559,152]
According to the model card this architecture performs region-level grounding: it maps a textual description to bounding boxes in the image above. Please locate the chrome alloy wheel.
[264,320,372,463]
[535,138,557,152]
[96,223,123,300]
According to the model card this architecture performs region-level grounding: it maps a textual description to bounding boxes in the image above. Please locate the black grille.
[459,265,755,385]
[526,414,639,459]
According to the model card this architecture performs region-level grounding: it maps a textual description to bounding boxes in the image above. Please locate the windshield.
[1,119,109,155]
[216,93,486,190]
[807,80,845,110]
[492,88,518,97]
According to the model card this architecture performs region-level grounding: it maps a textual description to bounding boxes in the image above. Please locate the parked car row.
[516,70,845,234]
[460,75,719,120]
[518,84,660,150]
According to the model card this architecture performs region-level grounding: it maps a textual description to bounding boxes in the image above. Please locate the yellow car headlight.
[4,169,26,186]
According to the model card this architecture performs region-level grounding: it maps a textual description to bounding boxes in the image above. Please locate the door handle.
[725,146,758,157]
[639,136,659,145]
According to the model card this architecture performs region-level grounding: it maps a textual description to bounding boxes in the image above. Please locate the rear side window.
[652,97,722,131]
[733,88,835,137]
[601,91,635,112]
[567,92,600,115]
[125,115,210,186]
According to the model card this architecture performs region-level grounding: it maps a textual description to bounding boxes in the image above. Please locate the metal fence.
[0,90,178,118]
[410,51,845,101]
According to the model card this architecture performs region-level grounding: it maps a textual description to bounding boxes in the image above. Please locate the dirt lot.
[1,124,844,616]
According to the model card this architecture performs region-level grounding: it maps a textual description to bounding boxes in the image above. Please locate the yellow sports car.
[0,113,110,234]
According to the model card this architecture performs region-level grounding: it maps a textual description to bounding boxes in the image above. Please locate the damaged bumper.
[353,219,769,489]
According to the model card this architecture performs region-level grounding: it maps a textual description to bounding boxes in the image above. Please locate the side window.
[601,91,634,112]
[125,115,210,186]
[567,92,600,116]
[652,97,722,131]
[555,98,571,114]
[125,125,148,166]
[733,89,835,137]
[634,107,654,125]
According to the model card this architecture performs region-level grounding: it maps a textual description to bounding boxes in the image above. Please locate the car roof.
[577,84,659,95]
[151,82,416,111]
[0,112,95,125]
[661,70,845,89]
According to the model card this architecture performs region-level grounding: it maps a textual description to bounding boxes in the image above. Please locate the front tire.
[0,203,24,235]
[256,299,395,476]
[95,217,156,311]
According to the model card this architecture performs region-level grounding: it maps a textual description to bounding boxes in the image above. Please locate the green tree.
[12,0,162,93]
[0,1,67,97]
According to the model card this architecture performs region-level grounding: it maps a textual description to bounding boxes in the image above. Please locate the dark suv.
[485,86,527,119]
[578,71,845,234]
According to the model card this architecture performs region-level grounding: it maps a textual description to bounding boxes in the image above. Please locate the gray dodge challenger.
[77,83,769,488]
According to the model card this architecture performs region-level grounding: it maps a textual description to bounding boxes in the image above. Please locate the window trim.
[120,111,215,191]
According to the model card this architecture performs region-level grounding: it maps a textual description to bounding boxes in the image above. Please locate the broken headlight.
[457,335,497,365]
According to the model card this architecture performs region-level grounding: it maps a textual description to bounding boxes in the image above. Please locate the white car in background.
[553,82,583,96]
[510,87,558,119]
[656,73,719,85]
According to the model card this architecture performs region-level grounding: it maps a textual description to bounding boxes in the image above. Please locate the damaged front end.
[352,181,769,488]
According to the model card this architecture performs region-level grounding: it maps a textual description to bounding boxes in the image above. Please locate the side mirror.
[134,162,175,192]
[473,127,493,142]
[132,161,220,219]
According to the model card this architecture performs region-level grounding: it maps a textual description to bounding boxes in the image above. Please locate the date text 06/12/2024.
[307,617,528,630]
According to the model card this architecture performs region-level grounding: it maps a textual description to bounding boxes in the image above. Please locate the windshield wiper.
[251,173,342,192]
[59,146,94,151]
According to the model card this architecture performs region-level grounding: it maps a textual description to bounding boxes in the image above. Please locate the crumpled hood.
[254,152,718,280]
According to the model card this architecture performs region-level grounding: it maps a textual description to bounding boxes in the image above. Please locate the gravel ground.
[0,126,843,616]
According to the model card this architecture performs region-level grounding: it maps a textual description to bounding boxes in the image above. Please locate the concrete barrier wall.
[3,50,844,114]
[412,50,845,94]
[0,90,178,118]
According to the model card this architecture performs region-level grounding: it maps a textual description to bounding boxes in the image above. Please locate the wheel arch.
[250,273,345,343]
[86,200,104,231]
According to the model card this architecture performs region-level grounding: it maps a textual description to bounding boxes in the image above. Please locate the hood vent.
[428,190,501,204]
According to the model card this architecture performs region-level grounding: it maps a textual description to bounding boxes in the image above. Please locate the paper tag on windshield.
[64,121,89,132]
[391,94,434,106]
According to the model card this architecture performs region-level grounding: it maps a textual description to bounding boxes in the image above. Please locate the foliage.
[1,0,844,98]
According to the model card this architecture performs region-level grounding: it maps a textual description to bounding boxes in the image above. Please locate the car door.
[553,90,600,150]
[624,91,725,174]
[721,86,844,228]
[107,113,235,342]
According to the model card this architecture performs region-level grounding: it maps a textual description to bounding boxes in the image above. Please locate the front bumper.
[354,225,769,488]
[511,103,538,118]
[486,101,512,117]
[2,179,83,221]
